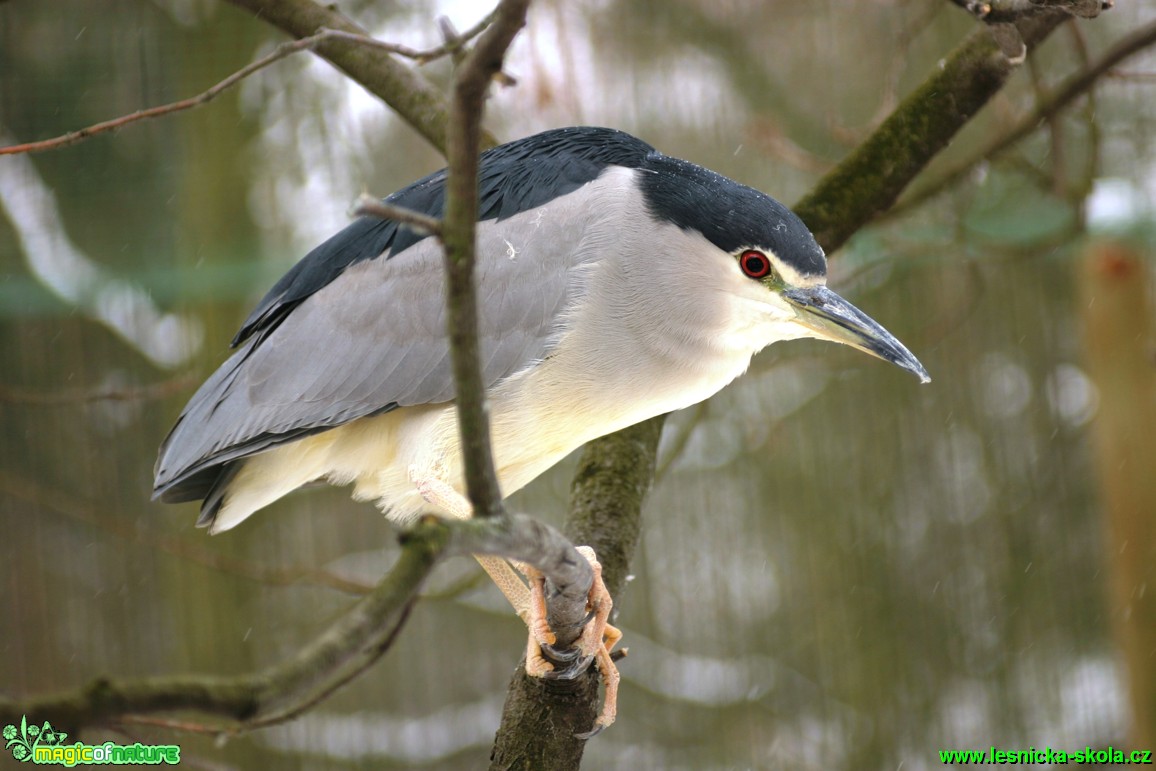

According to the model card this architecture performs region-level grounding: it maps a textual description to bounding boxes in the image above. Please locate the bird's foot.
[406,468,622,733]
[523,545,623,735]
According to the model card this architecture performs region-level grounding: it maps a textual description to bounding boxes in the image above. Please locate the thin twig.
[437,0,597,653]
[110,715,223,737]
[319,12,499,64]
[353,194,443,236]
[0,21,496,157]
[441,0,530,521]
[0,32,322,156]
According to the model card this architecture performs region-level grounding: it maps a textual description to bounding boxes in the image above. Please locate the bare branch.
[1,33,315,155]
[491,417,666,766]
[441,0,531,520]
[0,21,501,158]
[0,512,594,737]
[353,194,443,236]
[317,11,499,64]
[431,0,634,752]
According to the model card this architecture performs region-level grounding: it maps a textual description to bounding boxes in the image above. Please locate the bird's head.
[724,242,931,384]
[639,152,930,384]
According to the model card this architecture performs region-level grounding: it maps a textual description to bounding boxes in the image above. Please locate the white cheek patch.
[762,249,827,288]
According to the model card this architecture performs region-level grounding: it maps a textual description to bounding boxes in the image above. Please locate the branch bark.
[353,194,444,237]
[947,0,1109,23]
[0,512,594,737]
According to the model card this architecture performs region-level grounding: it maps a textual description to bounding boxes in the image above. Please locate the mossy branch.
[793,13,1068,252]
[891,17,1156,219]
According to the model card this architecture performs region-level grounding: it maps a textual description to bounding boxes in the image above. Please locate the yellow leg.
[410,466,623,733]
[408,467,538,619]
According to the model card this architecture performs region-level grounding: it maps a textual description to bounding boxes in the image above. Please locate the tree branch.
[223,0,498,152]
[793,12,1069,252]
[0,512,594,737]
[0,520,446,735]
[441,0,530,519]
[490,417,666,769]
[947,0,1110,23]
[890,16,1156,219]
[317,11,501,64]
[347,0,596,638]
[353,194,443,237]
[0,24,493,157]
[0,32,320,156]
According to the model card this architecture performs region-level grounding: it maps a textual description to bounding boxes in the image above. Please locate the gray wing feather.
[154,204,598,494]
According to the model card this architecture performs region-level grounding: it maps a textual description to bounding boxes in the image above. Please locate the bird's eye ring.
[739,250,771,279]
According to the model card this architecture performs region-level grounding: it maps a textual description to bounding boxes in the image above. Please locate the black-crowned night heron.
[153,126,929,730]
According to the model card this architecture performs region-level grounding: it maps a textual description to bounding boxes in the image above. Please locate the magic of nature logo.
[3,715,180,766]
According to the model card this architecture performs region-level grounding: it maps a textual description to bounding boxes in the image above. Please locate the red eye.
[740,250,771,278]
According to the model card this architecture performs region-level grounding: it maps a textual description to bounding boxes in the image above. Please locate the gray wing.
[153,204,599,502]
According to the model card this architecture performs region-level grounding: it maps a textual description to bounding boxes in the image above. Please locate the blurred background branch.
[1080,243,1156,752]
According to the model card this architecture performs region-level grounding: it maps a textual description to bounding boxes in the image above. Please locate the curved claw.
[539,643,585,663]
[539,646,595,681]
[520,545,622,734]
[574,724,606,741]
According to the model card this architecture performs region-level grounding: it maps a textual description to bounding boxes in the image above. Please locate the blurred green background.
[2,1,1155,768]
